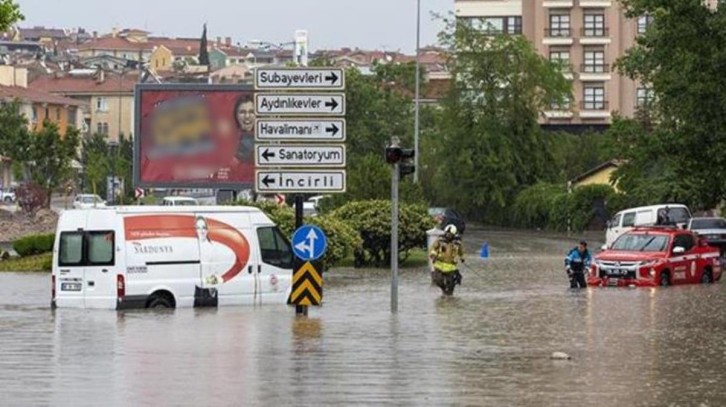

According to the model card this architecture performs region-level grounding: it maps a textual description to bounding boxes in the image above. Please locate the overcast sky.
[16,0,453,52]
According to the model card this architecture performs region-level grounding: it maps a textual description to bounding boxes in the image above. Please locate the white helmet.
[444,224,458,235]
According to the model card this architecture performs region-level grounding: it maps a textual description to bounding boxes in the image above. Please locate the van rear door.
[56,230,85,307]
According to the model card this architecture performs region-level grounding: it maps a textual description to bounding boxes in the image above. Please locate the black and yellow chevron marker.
[288,261,323,306]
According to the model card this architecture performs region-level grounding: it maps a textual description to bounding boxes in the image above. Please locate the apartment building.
[454,0,657,129]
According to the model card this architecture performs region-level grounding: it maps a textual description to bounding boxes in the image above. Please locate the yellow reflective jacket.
[430,237,464,273]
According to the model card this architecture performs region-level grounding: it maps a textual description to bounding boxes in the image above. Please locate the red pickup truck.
[588,227,722,287]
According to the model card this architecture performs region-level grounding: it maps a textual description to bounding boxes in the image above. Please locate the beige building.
[454,0,660,128]
[30,70,136,142]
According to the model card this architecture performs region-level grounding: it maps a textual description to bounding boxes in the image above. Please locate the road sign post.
[254,64,346,317]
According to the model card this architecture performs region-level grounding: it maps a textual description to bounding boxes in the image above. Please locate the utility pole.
[413,0,421,184]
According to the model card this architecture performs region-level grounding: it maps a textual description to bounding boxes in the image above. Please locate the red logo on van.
[124,215,250,283]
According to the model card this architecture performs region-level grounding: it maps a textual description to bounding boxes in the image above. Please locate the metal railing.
[580,27,610,37]
[579,63,610,73]
[580,100,609,110]
[544,27,572,37]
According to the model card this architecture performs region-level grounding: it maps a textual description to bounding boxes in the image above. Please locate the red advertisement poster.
[134,85,256,188]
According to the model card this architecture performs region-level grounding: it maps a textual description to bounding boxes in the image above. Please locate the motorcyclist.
[565,240,592,289]
[430,224,465,295]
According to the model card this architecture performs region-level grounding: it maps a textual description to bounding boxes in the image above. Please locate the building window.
[583,85,606,110]
[467,16,522,35]
[97,122,109,135]
[96,97,108,112]
[583,14,606,37]
[548,14,571,37]
[56,107,61,121]
[636,87,655,107]
[583,49,607,73]
[549,49,571,72]
[637,14,654,34]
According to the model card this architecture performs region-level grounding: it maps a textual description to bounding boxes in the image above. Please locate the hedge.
[234,200,361,268]
[13,233,55,257]
[330,200,436,267]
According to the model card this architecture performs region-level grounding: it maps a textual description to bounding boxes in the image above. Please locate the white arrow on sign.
[255,145,346,168]
[255,119,346,142]
[294,228,319,259]
[255,68,345,90]
[255,170,346,193]
[255,93,345,116]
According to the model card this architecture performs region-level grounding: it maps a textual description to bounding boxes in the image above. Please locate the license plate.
[61,282,82,292]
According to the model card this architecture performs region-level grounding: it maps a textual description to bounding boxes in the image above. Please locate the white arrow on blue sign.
[292,225,328,261]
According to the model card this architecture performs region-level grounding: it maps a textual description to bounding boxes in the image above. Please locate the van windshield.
[612,234,670,252]
[667,208,690,224]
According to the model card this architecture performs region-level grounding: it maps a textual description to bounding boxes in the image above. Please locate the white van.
[52,206,294,310]
[605,204,692,247]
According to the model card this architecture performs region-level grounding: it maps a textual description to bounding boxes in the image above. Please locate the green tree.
[199,23,209,66]
[0,100,31,180]
[433,19,571,221]
[81,133,110,198]
[30,121,80,206]
[614,0,726,210]
[0,0,23,31]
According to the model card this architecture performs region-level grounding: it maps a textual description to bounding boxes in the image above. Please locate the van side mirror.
[606,221,611,228]
[673,246,686,255]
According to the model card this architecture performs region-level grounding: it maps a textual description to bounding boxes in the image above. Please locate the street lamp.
[414,0,422,184]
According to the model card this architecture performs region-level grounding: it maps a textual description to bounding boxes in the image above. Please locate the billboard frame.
[133,83,256,190]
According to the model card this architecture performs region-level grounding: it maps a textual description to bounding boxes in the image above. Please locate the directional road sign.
[255,145,346,168]
[255,170,346,193]
[255,119,346,142]
[255,93,345,116]
[255,68,345,90]
[292,225,328,261]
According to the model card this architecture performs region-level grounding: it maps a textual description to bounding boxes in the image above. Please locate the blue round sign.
[291,225,328,261]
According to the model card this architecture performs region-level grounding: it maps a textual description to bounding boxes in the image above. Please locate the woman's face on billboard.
[236,100,255,133]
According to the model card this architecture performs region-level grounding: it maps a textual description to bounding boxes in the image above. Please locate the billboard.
[134,84,256,188]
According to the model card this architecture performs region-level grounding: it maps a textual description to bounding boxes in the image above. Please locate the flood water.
[1,229,725,406]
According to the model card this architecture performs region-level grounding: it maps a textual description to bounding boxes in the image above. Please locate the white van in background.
[52,206,293,310]
[605,204,692,247]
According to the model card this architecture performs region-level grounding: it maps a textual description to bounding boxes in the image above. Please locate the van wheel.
[701,269,714,284]
[147,293,174,309]
[659,271,671,287]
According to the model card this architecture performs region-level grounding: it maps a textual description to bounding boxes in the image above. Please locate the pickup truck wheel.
[701,269,714,284]
[3,197,11,203]
[659,271,671,287]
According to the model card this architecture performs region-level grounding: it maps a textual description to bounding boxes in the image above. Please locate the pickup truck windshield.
[612,234,669,252]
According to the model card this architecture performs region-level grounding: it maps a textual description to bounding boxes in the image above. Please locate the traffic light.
[384,146,415,177]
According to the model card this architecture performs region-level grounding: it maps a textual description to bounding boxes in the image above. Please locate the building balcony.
[579,64,612,81]
[579,100,611,118]
[543,28,574,45]
[544,110,574,119]
[579,0,613,7]
[543,0,574,7]
[579,27,612,45]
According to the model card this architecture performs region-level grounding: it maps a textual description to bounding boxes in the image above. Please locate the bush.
[330,200,435,267]
[512,183,626,232]
[234,200,360,268]
[13,233,55,257]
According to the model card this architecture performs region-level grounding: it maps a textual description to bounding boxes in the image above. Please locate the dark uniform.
[565,242,592,289]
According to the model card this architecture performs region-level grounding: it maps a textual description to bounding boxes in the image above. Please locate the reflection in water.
[0,230,725,406]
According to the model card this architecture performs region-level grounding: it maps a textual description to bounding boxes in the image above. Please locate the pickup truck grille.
[598,261,639,279]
